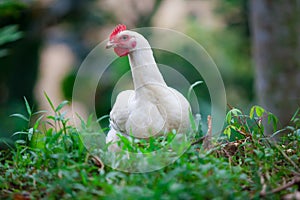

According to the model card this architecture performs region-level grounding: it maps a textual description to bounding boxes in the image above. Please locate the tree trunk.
[250,0,300,133]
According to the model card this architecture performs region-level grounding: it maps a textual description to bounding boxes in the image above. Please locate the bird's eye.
[121,35,128,40]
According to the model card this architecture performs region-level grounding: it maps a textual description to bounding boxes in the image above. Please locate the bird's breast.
[125,85,190,138]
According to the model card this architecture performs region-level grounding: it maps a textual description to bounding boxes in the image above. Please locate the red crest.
[109,24,127,40]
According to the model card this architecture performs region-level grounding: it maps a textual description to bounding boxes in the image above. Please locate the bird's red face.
[106,24,137,57]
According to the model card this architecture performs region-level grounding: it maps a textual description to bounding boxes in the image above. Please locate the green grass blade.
[44,91,55,112]
[187,81,203,102]
[23,96,32,116]
[55,100,69,112]
[291,107,300,121]
[12,131,29,137]
[96,115,110,123]
[33,110,48,116]
[33,115,44,130]
[10,113,29,122]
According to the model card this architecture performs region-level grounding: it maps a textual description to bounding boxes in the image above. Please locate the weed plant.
[0,97,299,199]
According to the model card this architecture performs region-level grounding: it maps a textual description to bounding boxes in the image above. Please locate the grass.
[0,97,299,199]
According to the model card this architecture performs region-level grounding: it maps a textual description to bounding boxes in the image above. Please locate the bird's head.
[106,24,149,57]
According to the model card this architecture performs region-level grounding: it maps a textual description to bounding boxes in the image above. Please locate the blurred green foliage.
[0,98,299,199]
[187,0,253,109]
[0,25,22,57]
[0,0,26,21]
[0,0,39,149]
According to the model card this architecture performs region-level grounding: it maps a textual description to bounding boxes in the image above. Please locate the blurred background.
[0,0,299,147]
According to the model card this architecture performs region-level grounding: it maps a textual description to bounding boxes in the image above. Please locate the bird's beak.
[106,41,116,49]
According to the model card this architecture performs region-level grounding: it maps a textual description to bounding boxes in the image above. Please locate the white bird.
[105,24,191,151]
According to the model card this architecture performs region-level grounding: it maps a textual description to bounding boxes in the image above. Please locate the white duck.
[105,24,191,151]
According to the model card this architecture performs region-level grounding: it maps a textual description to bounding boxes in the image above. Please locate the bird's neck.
[128,48,166,91]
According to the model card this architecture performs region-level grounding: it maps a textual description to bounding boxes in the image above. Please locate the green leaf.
[15,139,26,144]
[0,25,22,45]
[189,111,196,132]
[255,106,265,117]
[33,110,47,116]
[45,127,54,137]
[86,114,94,127]
[47,116,56,121]
[291,108,300,122]
[48,132,62,144]
[33,115,44,130]
[224,126,231,138]
[253,149,264,159]
[187,80,203,101]
[226,108,242,124]
[76,113,86,129]
[44,92,55,112]
[55,100,69,112]
[96,114,110,123]
[117,134,134,151]
[30,132,45,150]
[10,113,29,122]
[267,113,279,131]
[23,97,32,116]
[249,106,255,119]
[12,131,28,137]
[250,105,266,119]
